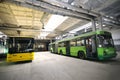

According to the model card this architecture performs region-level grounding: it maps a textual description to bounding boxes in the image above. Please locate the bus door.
[85,36,97,58]
[55,43,58,53]
[65,41,70,56]
[52,44,55,53]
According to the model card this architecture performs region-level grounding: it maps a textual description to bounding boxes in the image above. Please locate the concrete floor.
[0,52,120,80]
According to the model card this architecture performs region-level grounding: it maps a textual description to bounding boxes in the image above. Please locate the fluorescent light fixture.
[69,22,92,33]
[40,15,68,37]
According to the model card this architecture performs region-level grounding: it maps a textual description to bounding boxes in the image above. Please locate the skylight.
[0,32,7,37]
[40,15,68,37]
[69,22,92,33]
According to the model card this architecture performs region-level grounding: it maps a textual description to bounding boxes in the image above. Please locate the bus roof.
[56,30,111,43]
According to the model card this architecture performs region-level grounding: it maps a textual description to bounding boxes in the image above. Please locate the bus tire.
[26,60,32,62]
[78,51,85,59]
[60,50,63,55]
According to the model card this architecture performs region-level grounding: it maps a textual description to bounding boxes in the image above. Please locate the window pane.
[70,40,76,46]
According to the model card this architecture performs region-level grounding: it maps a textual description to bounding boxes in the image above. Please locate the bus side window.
[70,40,76,46]
[58,43,61,47]
[63,42,66,47]
[60,42,65,47]
[81,40,85,46]
[77,39,84,46]
[77,40,81,46]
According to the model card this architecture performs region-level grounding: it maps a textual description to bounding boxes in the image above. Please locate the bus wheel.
[60,50,63,55]
[78,51,85,59]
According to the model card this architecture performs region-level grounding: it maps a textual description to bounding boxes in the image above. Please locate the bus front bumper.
[99,53,117,60]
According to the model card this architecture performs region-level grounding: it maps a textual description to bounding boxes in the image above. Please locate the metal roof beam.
[40,0,99,17]
[0,26,40,31]
[4,0,93,21]
[41,0,120,23]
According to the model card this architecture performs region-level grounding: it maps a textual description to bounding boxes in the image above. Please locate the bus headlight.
[99,45,102,47]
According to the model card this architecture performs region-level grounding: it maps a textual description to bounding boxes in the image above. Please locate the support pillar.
[91,18,96,31]
[98,16,103,30]
[91,18,97,56]
[50,39,53,43]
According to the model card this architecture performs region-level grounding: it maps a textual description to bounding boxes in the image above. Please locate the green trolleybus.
[49,30,117,60]
[7,37,34,62]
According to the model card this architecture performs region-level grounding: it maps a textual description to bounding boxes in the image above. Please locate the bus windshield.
[8,38,34,53]
[97,35,114,47]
